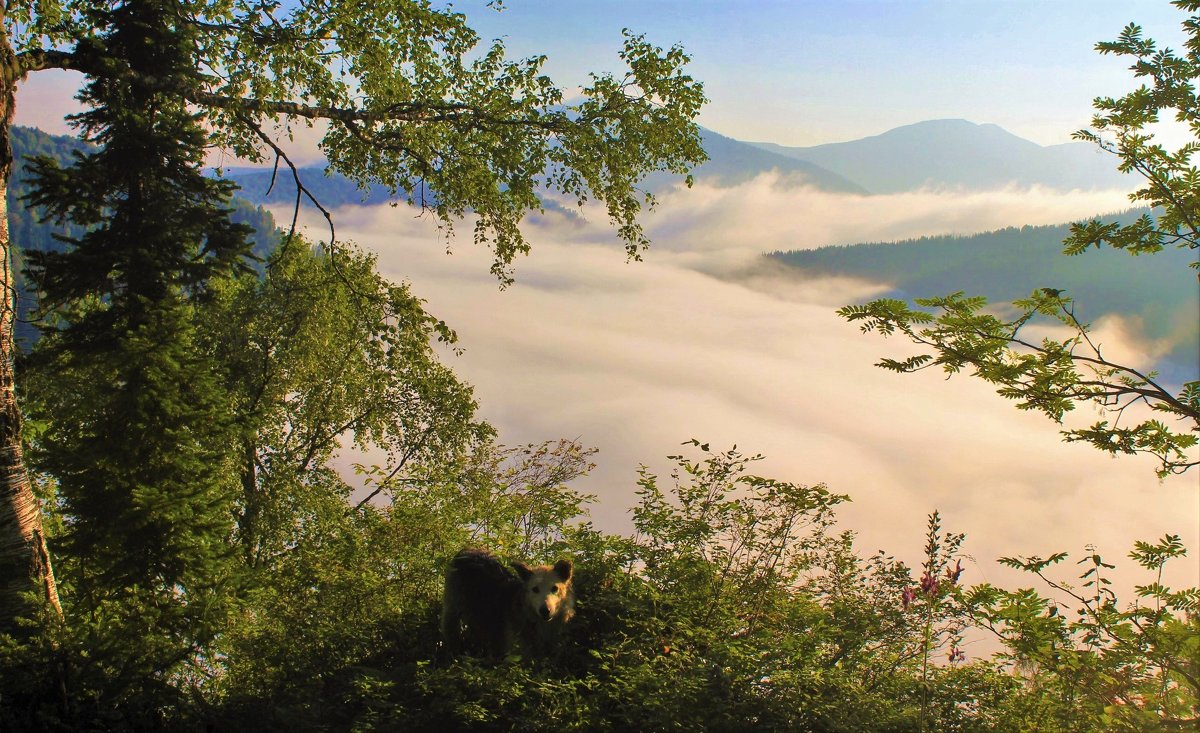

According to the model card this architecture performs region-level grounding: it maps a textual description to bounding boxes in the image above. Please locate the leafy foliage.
[201,236,488,566]
[3,0,708,634]
[3,3,1196,732]
[968,536,1200,731]
[1067,3,1200,269]
[198,442,1198,733]
[3,0,710,284]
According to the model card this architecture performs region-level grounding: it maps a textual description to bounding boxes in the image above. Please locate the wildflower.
[919,570,938,595]
[902,586,916,609]
[948,646,966,663]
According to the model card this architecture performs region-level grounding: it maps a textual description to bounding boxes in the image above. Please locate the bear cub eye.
[531,586,540,594]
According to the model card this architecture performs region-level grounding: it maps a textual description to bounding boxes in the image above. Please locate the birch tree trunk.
[0,18,61,627]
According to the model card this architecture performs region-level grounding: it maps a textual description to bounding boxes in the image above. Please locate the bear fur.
[440,548,575,659]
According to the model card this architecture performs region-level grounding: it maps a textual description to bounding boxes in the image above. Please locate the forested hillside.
[772,212,1199,378]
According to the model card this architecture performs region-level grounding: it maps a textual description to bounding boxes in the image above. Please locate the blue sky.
[15,1,1189,147]
[462,0,1185,146]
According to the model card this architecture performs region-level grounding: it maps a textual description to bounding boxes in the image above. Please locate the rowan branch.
[999,332,1198,420]
[190,90,592,131]
[17,52,578,135]
[14,49,79,75]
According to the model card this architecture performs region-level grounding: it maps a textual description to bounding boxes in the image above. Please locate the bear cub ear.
[512,562,533,581]
[553,559,573,582]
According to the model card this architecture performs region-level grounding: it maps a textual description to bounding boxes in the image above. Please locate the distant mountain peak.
[747,118,1134,194]
[886,118,978,130]
[900,118,986,128]
[862,119,1033,145]
[683,127,869,193]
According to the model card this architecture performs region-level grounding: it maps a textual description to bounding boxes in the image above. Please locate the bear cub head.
[512,558,575,624]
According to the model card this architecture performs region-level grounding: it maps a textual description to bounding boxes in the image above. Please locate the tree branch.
[191,90,582,131]
[234,111,334,251]
[14,49,79,76]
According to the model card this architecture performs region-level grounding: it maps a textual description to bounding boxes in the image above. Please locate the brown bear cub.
[440,548,575,659]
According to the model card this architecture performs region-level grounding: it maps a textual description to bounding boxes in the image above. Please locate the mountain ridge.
[748,118,1133,193]
[768,210,1198,382]
[223,118,1135,208]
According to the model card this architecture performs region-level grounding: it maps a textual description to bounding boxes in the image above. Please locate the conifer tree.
[22,0,251,653]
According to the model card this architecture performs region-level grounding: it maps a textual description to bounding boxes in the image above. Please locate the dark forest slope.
[770,211,1198,379]
[9,126,278,345]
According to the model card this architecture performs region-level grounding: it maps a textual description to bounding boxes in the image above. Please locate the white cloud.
[637,175,1138,254]
[298,178,1197,600]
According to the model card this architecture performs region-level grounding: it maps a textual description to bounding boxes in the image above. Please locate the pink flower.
[919,570,938,595]
[902,586,916,610]
[948,647,966,663]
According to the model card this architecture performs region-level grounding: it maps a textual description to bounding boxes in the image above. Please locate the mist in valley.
[295,176,1199,602]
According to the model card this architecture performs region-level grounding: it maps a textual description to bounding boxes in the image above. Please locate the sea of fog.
[284,177,1198,641]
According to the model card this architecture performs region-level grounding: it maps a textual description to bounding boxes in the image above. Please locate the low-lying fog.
[285,176,1198,616]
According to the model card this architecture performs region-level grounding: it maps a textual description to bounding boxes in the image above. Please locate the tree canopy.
[17,0,707,281]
